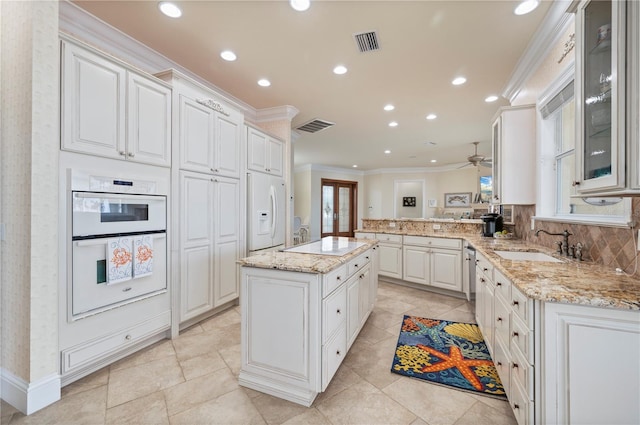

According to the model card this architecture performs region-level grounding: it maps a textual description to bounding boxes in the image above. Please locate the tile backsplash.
[513,199,640,277]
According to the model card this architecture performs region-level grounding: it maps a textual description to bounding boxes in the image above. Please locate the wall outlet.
[389,222,396,228]
[433,224,441,230]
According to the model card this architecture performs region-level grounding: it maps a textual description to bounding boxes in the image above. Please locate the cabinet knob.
[211,168,215,172]
[336,308,341,314]
[572,181,581,186]
[513,331,519,337]
[119,151,126,156]
[480,278,485,283]
[497,361,503,366]
[512,362,519,369]
[496,282,502,286]
[359,274,364,279]
[354,264,359,268]
[483,267,488,272]
[336,276,341,281]
[512,301,519,306]
[122,287,132,292]
[365,256,370,260]
[125,334,132,340]
[127,152,135,157]
[513,403,520,410]
[475,259,479,265]
[336,350,341,356]
[497,317,503,322]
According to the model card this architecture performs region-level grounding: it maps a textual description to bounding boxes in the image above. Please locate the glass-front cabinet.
[574,0,639,195]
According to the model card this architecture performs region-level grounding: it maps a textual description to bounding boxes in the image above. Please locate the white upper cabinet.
[61,38,171,167]
[492,105,536,205]
[247,126,284,176]
[574,0,639,195]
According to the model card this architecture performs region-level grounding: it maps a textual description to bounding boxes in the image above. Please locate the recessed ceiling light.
[352,164,358,168]
[452,77,467,86]
[515,0,540,15]
[388,121,398,127]
[384,104,395,111]
[158,2,182,18]
[426,114,437,120]
[290,0,310,12]
[424,141,437,146]
[220,50,237,61]
[333,65,348,75]
[257,79,271,87]
[485,95,499,103]
[430,159,437,163]
[384,150,391,154]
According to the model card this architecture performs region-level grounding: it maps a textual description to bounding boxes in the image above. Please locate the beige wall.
[1,0,59,382]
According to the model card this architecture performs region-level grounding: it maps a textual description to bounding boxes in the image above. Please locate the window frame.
[534,62,632,228]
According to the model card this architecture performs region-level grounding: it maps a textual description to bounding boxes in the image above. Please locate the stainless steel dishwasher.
[464,244,476,301]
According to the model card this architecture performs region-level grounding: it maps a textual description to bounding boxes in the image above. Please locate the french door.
[321,179,357,238]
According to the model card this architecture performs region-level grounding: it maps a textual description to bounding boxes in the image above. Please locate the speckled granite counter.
[238,237,377,274]
[356,228,640,311]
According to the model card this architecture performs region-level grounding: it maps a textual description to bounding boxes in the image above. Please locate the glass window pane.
[338,187,350,232]
[322,185,333,233]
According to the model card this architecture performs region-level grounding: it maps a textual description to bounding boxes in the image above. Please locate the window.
[537,68,630,226]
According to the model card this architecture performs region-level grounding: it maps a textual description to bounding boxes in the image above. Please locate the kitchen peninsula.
[238,237,379,406]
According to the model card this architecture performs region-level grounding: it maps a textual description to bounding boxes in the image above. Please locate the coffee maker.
[480,213,503,237]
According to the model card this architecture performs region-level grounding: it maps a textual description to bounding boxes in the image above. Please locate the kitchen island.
[238,237,379,406]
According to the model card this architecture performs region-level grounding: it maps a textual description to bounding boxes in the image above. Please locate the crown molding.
[364,163,474,174]
[502,1,575,103]
[256,105,300,122]
[294,164,364,176]
[58,1,256,115]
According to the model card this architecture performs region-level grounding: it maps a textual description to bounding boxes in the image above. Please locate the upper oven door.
[72,191,166,237]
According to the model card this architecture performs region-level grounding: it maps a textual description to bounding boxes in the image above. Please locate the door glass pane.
[583,0,612,180]
[338,187,350,232]
[322,185,334,234]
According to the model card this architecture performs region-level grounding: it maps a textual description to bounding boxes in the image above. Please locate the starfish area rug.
[391,315,506,398]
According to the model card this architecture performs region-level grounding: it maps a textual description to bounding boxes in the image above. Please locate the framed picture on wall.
[444,192,472,208]
[402,196,416,207]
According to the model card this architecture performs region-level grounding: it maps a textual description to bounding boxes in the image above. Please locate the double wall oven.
[70,171,167,318]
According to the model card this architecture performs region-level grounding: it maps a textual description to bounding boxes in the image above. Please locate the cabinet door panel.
[346,276,360,349]
[62,41,126,158]
[214,114,241,178]
[127,73,171,166]
[180,96,214,173]
[213,177,240,306]
[430,249,462,291]
[214,240,240,306]
[378,244,402,279]
[181,245,214,321]
[402,246,429,285]
[267,137,284,176]
[247,128,268,172]
[181,172,213,247]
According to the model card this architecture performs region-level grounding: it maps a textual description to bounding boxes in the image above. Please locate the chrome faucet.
[535,229,573,256]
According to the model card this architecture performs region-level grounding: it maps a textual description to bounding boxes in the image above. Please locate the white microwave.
[72,191,166,238]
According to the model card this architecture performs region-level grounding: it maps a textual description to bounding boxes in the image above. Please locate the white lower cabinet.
[240,247,377,406]
[542,302,640,425]
[179,171,240,323]
[377,233,403,279]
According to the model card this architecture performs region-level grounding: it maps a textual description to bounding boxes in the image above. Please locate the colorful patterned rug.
[391,316,506,398]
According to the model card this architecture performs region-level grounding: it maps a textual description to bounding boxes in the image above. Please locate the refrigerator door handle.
[270,185,277,239]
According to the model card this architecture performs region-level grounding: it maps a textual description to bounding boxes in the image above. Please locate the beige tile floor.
[1,282,517,425]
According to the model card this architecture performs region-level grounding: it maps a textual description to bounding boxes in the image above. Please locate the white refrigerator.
[247,173,286,254]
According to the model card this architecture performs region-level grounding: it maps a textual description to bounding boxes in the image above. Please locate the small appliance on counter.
[480,213,503,237]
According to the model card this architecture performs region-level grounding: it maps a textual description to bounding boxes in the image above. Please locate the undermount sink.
[494,250,564,263]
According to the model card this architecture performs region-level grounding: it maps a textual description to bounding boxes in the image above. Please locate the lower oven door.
[72,232,167,317]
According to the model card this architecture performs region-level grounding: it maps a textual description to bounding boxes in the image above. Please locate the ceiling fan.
[459,141,492,168]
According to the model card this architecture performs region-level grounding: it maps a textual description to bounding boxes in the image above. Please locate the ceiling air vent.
[296,119,335,133]
[353,31,380,53]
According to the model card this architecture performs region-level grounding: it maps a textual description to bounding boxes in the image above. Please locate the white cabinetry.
[61,38,171,167]
[240,247,377,406]
[376,233,403,279]
[179,171,241,322]
[474,252,495,354]
[573,0,640,195]
[177,95,242,179]
[402,236,462,292]
[491,105,536,204]
[247,125,284,176]
[542,302,640,425]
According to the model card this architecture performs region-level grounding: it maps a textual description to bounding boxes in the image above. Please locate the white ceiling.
[72,0,553,171]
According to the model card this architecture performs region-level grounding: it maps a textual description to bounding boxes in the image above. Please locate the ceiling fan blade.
[479,160,492,168]
[457,162,473,169]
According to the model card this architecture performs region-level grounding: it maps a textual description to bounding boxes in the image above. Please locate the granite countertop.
[356,228,639,311]
[238,237,377,274]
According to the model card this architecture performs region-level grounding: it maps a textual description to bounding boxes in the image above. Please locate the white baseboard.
[1,369,61,415]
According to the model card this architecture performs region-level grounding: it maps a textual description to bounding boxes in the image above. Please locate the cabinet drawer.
[375,233,402,244]
[322,285,347,342]
[511,314,534,364]
[510,378,534,425]
[403,235,462,250]
[322,326,347,390]
[354,232,375,240]
[511,286,534,328]
[475,254,494,281]
[494,295,511,347]
[61,311,170,373]
[493,269,512,304]
[511,341,534,400]
[323,264,347,297]
[348,251,370,277]
[493,337,511,399]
